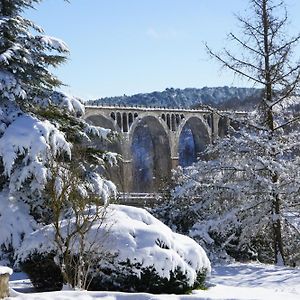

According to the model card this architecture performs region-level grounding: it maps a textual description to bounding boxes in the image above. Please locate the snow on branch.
[84,124,112,140]
[0,190,38,253]
[0,114,71,192]
[0,70,26,101]
[37,35,69,53]
[50,92,85,116]
[87,172,117,205]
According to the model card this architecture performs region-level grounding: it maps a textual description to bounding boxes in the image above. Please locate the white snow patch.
[87,173,117,204]
[8,263,300,299]
[0,190,37,256]
[0,70,26,101]
[0,114,71,191]
[85,125,112,140]
[51,92,85,115]
[38,35,69,52]
[0,266,13,275]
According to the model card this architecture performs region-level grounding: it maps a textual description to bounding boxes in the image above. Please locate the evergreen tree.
[0,0,116,194]
[0,0,69,102]
[0,0,117,262]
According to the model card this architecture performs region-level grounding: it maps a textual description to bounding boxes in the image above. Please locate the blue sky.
[26,0,300,100]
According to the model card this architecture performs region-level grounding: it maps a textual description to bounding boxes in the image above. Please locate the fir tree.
[0,0,117,263]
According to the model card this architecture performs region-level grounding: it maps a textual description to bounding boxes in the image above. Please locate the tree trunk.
[273,195,285,265]
[261,0,286,265]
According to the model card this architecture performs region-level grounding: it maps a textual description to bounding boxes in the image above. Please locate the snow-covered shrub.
[17,205,211,293]
[88,260,207,294]
[152,192,199,235]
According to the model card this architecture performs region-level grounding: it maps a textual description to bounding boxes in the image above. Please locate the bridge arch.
[86,114,118,133]
[129,115,171,192]
[84,106,226,192]
[177,116,211,167]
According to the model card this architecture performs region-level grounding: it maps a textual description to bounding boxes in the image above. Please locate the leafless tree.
[45,160,112,289]
[206,0,300,264]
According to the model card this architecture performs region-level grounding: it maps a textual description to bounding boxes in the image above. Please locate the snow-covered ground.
[8,262,300,300]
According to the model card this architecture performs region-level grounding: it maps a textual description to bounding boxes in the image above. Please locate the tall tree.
[206,0,300,265]
[163,0,300,266]
[0,0,70,191]
[0,0,69,102]
[0,0,117,263]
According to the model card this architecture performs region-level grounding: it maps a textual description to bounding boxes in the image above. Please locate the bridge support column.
[122,159,132,192]
[170,131,179,170]
[171,157,179,169]
[211,112,220,141]
[119,138,133,193]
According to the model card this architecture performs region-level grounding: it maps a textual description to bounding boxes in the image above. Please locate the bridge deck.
[85,104,247,115]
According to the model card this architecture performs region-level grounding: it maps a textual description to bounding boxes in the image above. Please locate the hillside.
[87,86,262,110]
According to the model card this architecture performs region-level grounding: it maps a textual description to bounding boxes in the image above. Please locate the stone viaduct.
[85,105,231,193]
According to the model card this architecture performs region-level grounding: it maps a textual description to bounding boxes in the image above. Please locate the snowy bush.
[152,192,234,264]
[17,205,211,293]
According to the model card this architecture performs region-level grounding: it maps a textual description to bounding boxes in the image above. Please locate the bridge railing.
[85,104,248,115]
[115,192,163,208]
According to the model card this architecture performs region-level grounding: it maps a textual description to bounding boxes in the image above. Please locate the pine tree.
[0,0,69,102]
[0,0,69,191]
[0,0,116,194]
[0,0,117,263]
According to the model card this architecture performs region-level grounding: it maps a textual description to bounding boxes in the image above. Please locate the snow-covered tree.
[170,121,300,265]
[0,0,116,196]
[0,0,117,263]
[0,0,70,190]
[166,0,300,266]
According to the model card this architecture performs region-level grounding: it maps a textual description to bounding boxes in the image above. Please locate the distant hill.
[87,86,262,110]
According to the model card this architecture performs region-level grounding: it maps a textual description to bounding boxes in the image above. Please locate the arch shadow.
[178,116,211,167]
[130,116,171,192]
